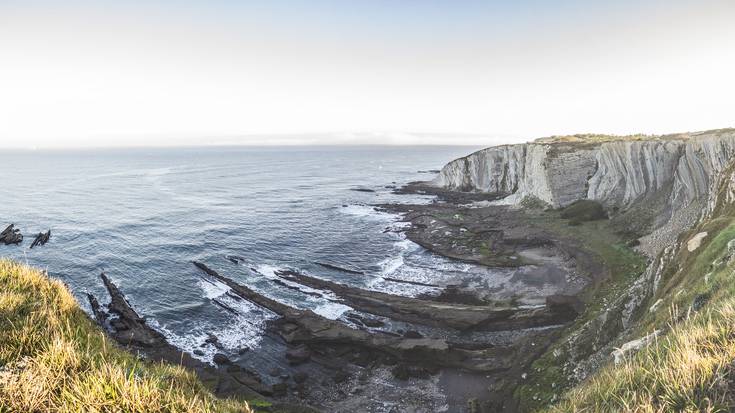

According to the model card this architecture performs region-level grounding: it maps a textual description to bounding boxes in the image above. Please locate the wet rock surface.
[87,272,314,412]
[83,177,605,412]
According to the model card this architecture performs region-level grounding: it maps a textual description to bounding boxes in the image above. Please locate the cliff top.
[534,127,735,145]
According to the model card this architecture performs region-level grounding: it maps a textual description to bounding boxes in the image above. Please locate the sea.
[0,145,487,364]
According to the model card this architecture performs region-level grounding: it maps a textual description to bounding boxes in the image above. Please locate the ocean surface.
[0,145,488,363]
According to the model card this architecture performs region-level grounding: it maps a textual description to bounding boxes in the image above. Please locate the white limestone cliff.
[434,129,735,212]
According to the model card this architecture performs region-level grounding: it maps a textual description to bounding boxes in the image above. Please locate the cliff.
[433,128,735,257]
[431,128,735,411]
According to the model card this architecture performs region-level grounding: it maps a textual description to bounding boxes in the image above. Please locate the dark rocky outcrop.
[274,269,577,331]
[191,261,548,374]
[30,230,51,248]
[313,261,364,275]
[86,273,279,403]
[0,224,23,245]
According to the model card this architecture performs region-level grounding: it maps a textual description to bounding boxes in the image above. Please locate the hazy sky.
[1,0,734,148]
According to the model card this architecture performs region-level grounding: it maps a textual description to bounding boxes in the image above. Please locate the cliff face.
[433,129,735,256]
[434,129,735,212]
[433,130,735,411]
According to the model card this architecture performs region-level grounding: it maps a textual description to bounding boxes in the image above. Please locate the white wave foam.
[313,302,352,320]
[255,263,355,317]
[145,276,279,365]
[378,255,403,276]
[256,264,341,300]
[198,278,230,299]
[339,204,395,221]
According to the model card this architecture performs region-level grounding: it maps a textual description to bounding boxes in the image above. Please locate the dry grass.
[545,222,735,413]
[548,302,735,412]
[0,259,252,413]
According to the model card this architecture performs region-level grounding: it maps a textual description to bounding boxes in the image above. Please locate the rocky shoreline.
[69,173,611,413]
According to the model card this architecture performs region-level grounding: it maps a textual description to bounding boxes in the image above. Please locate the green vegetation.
[0,259,253,413]
[514,210,647,411]
[559,200,607,226]
[546,219,735,412]
[534,133,654,145]
[520,196,552,210]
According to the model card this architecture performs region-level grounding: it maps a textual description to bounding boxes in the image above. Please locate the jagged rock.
[275,269,573,331]
[313,261,364,275]
[88,273,270,402]
[30,230,51,248]
[0,224,23,245]
[192,261,540,374]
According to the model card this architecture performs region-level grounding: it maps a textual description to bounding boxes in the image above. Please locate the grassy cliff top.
[534,133,655,144]
[0,259,252,413]
[533,128,735,145]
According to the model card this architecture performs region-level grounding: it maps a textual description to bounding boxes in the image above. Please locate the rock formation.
[425,128,735,410]
[30,230,51,248]
[433,130,735,210]
[0,224,23,245]
[432,129,735,257]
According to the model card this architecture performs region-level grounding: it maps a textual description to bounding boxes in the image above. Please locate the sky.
[1,0,734,148]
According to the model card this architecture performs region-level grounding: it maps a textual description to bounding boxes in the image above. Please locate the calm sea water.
[0,145,486,361]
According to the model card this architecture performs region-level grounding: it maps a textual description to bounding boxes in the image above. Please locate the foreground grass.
[545,220,735,412]
[0,259,252,413]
